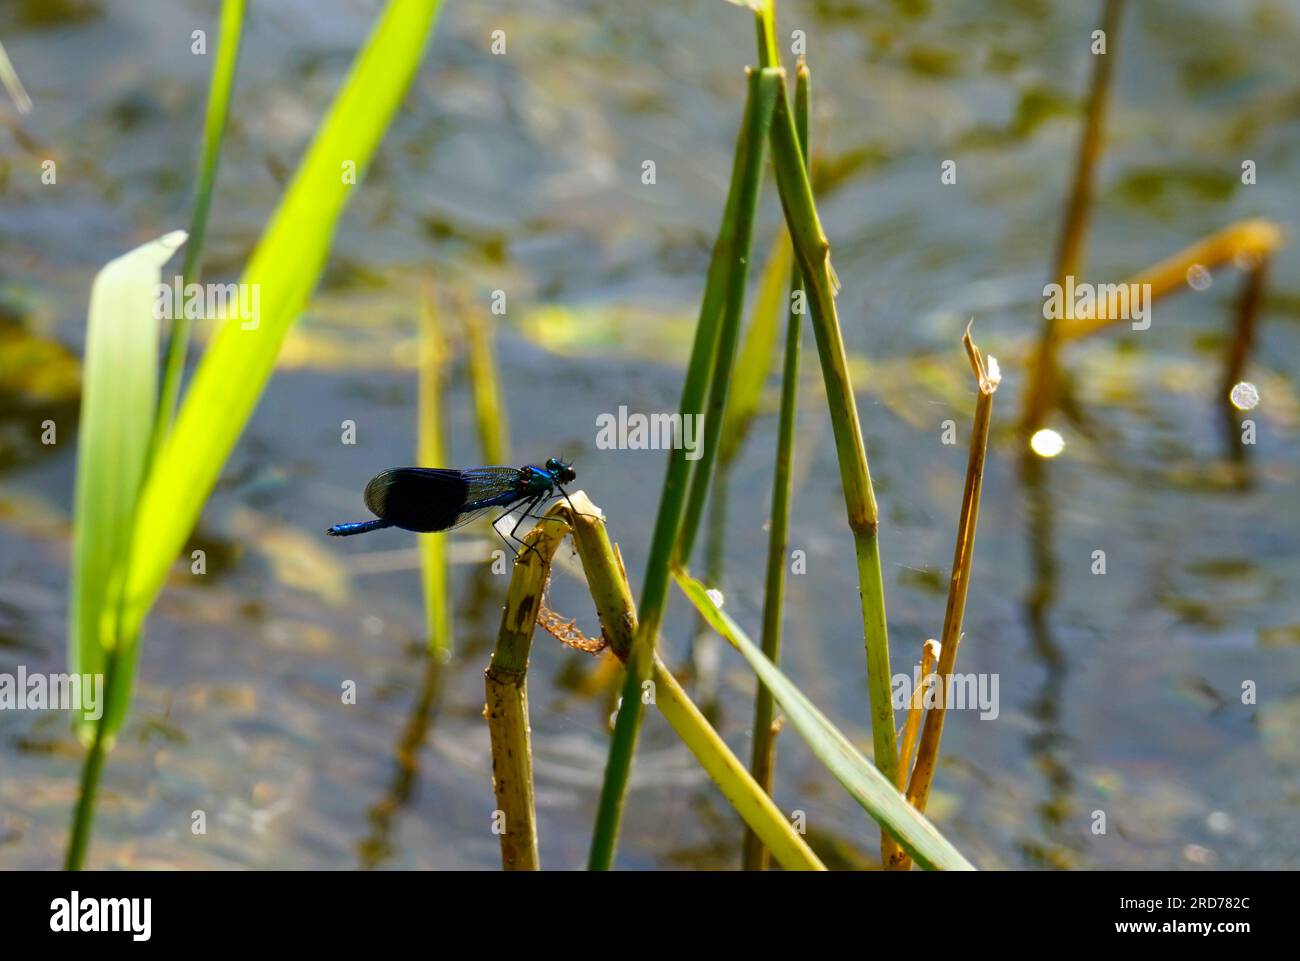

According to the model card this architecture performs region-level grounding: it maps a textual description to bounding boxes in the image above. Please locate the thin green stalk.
[1021,0,1125,437]
[65,725,107,869]
[743,61,808,872]
[896,328,1000,870]
[65,644,119,870]
[695,229,795,699]
[755,0,779,70]
[587,68,782,870]
[418,286,451,653]
[689,457,729,705]
[465,303,509,465]
[154,0,246,456]
[675,87,777,565]
[766,72,899,807]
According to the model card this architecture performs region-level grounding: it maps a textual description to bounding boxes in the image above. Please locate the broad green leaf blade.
[69,230,188,741]
[120,0,444,645]
[676,571,976,871]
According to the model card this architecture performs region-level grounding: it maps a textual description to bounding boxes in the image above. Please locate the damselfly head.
[545,456,576,484]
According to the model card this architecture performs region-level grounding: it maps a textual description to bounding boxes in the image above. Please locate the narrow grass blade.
[587,65,781,871]
[154,0,246,451]
[418,285,451,653]
[119,0,444,652]
[465,302,509,465]
[676,571,975,871]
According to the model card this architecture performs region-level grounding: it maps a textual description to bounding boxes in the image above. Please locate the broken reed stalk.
[417,285,451,653]
[1021,0,1125,437]
[893,329,1000,870]
[766,69,899,816]
[490,493,824,870]
[882,632,939,866]
[587,67,782,871]
[897,639,940,792]
[559,495,823,871]
[743,61,809,872]
[484,510,571,870]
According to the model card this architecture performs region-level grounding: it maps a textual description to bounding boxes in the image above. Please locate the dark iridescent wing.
[363,468,470,532]
[460,467,527,500]
[441,467,531,531]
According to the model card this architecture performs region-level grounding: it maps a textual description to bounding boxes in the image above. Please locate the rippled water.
[1,0,1297,869]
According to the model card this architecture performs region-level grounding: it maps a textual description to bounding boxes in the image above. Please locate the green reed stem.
[742,62,808,872]
[64,644,120,871]
[766,72,898,815]
[465,303,510,465]
[675,78,777,566]
[153,0,246,458]
[418,286,451,653]
[587,67,781,871]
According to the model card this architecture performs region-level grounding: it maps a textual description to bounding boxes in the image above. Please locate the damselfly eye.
[545,457,561,472]
[559,465,576,483]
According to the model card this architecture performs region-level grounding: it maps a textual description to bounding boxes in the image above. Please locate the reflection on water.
[359,650,445,870]
[1,0,1298,870]
[1020,457,1075,868]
